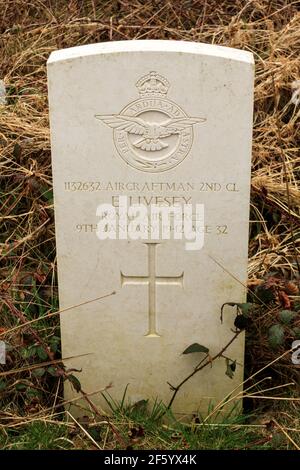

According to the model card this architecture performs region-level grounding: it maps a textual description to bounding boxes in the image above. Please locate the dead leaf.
[278,290,291,309]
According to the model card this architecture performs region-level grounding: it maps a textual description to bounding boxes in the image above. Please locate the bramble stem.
[167,330,242,410]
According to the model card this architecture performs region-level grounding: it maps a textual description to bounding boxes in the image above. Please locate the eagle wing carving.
[95,115,148,135]
[95,115,206,151]
[158,117,206,138]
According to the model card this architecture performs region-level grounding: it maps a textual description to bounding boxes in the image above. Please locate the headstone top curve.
[47,40,254,66]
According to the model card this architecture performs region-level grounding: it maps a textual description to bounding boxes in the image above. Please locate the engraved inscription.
[63,181,239,192]
[95,71,206,173]
[75,223,229,235]
[121,242,184,337]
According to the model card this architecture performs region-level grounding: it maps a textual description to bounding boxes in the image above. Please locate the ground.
[0,0,299,450]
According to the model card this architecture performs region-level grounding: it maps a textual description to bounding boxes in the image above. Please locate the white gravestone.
[47,41,254,417]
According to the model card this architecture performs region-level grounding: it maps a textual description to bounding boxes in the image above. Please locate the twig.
[0,291,116,338]
[0,354,91,377]
[272,418,300,450]
[0,386,110,428]
[66,411,102,450]
[167,330,242,409]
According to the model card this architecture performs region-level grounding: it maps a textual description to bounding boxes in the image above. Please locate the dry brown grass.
[0,0,300,444]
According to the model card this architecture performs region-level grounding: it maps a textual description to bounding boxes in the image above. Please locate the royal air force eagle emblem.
[95,71,206,173]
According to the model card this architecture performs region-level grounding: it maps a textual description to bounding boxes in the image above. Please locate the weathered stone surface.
[48,40,254,417]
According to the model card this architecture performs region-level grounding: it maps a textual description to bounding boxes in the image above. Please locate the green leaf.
[50,335,61,344]
[225,358,236,379]
[279,310,296,325]
[237,303,253,316]
[32,367,45,378]
[268,324,285,349]
[292,327,300,339]
[15,383,27,391]
[182,343,209,355]
[36,347,48,361]
[26,387,41,398]
[49,336,60,353]
[47,366,58,376]
[20,348,30,359]
[41,187,53,203]
[68,374,81,393]
[20,346,37,359]
[88,428,101,442]
[0,379,7,391]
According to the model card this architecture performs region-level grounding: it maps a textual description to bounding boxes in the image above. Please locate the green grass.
[0,421,73,450]
[0,407,290,450]
[1,377,299,450]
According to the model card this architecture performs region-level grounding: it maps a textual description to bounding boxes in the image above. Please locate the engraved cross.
[121,243,184,337]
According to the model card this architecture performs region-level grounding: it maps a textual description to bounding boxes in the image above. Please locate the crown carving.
[136,71,170,97]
